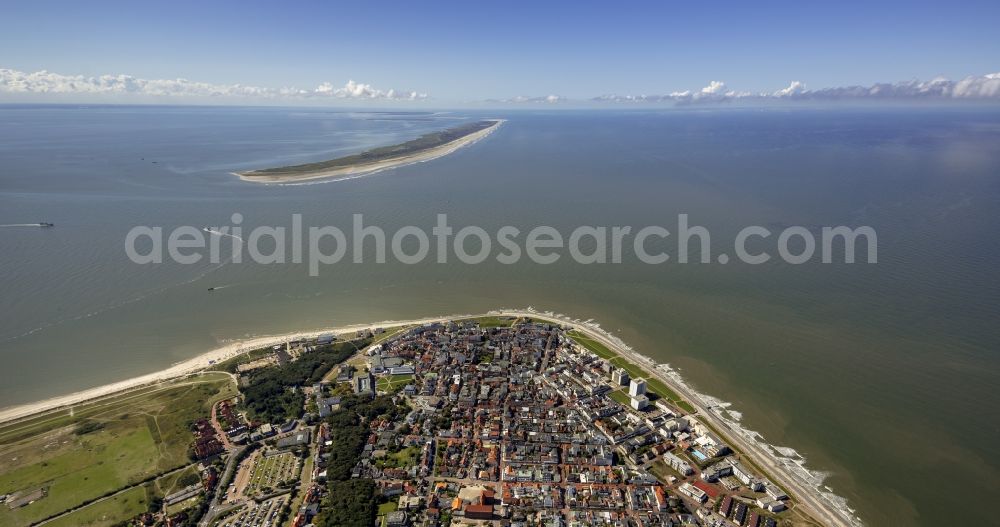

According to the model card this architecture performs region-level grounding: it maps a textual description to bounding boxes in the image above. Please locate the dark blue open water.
[1,104,998,524]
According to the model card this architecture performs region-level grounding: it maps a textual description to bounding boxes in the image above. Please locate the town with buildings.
[63,317,806,527]
[340,319,795,527]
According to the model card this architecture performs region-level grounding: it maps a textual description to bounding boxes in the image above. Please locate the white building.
[731,460,754,485]
[766,484,788,501]
[662,417,689,433]
[654,399,675,416]
[630,394,650,411]
[663,452,694,475]
[628,378,647,397]
[678,482,707,503]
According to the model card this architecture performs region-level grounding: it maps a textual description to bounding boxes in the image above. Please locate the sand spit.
[235,119,504,184]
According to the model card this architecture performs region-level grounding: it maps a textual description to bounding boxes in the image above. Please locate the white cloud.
[7,67,999,105]
[598,81,749,103]
[773,81,806,97]
[492,94,567,104]
[0,68,428,100]
[312,79,426,100]
[700,80,727,95]
[952,73,1000,98]
[594,72,1000,104]
[769,74,1000,100]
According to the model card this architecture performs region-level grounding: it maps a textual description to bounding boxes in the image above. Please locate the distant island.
[235,119,504,183]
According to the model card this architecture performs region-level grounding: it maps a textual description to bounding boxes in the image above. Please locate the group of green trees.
[238,336,410,526]
[316,480,377,527]
[242,339,371,423]
[73,419,105,435]
[312,394,409,527]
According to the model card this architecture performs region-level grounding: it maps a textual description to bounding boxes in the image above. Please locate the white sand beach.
[0,313,467,425]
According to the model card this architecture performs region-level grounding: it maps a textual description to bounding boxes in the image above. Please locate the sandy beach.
[235,119,504,184]
[0,308,859,527]
[0,313,467,425]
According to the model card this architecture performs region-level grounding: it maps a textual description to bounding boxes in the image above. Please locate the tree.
[242,339,371,422]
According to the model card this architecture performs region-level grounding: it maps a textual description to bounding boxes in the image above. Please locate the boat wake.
[2,248,235,344]
[203,227,244,242]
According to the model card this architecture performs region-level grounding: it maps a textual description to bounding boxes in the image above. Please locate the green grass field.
[469,316,516,328]
[376,446,421,469]
[44,485,149,527]
[376,374,414,394]
[371,326,409,344]
[648,458,684,483]
[0,373,236,527]
[675,400,696,413]
[165,495,200,516]
[608,389,632,406]
[377,500,399,527]
[567,330,617,360]
[153,465,200,498]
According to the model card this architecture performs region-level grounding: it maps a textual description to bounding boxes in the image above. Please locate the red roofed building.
[654,486,668,511]
[693,480,720,499]
[465,504,494,520]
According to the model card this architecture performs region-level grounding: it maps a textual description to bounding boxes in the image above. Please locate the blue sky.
[2,0,999,104]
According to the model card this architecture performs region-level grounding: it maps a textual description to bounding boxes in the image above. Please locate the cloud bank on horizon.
[0,68,427,101]
[2,67,999,104]
[488,94,568,104]
[592,72,1000,104]
[495,73,1000,105]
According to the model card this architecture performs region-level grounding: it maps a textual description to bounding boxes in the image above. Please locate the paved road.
[199,445,248,526]
[209,400,235,450]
